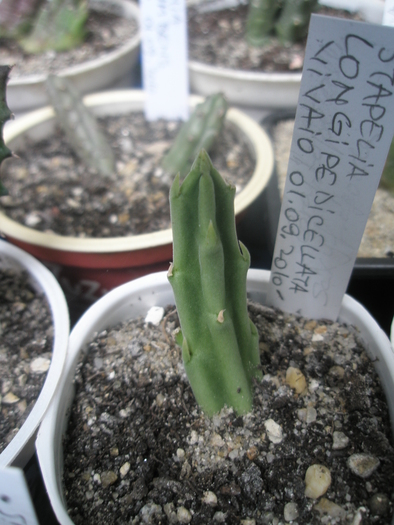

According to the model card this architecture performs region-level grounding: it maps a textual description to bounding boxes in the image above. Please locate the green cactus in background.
[0,66,13,197]
[168,150,261,416]
[0,0,88,54]
[46,75,115,178]
[246,0,318,46]
[162,93,228,178]
[380,138,394,194]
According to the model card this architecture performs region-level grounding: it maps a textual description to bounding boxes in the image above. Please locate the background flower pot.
[1,89,276,313]
[0,240,69,468]
[188,0,384,111]
[5,0,140,115]
[36,268,394,525]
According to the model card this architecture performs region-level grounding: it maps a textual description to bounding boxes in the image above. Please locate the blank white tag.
[268,14,394,320]
[0,467,39,525]
[140,0,189,121]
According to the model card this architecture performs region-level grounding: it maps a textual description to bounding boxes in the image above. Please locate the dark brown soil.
[188,4,362,72]
[0,5,138,79]
[0,113,254,238]
[62,302,394,525]
[0,263,54,455]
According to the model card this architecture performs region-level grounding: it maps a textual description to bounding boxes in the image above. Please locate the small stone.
[101,470,118,488]
[264,419,283,444]
[2,392,20,405]
[176,448,185,460]
[110,447,119,457]
[332,431,349,450]
[156,393,165,406]
[314,498,347,520]
[140,503,163,523]
[286,367,307,394]
[213,511,227,522]
[369,493,390,516]
[30,356,51,373]
[120,462,130,478]
[246,446,258,460]
[17,399,27,414]
[284,502,299,522]
[304,464,331,499]
[177,506,192,523]
[240,520,256,525]
[347,453,380,479]
[297,406,317,424]
[145,306,165,326]
[210,433,224,447]
[164,503,178,524]
[202,491,217,506]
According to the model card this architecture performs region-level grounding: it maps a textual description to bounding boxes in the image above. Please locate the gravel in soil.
[0,7,138,79]
[271,119,394,259]
[63,303,394,524]
[0,113,254,238]
[188,4,362,73]
[0,266,54,455]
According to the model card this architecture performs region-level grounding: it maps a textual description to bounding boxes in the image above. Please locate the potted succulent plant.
[0,66,69,469]
[0,85,276,308]
[0,0,140,114]
[36,151,394,524]
[187,0,384,110]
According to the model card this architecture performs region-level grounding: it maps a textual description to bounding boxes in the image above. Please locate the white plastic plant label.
[268,14,394,320]
[140,0,189,121]
[0,467,39,525]
[383,0,394,26]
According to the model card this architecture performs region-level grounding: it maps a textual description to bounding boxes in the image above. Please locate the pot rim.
[0,240,69,468]
[7,0,141,88]
[36,268,394,525]
[1,90,274,254]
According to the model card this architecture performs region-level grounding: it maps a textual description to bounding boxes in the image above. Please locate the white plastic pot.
[6,0,140,115]
[36,269,394,525]
[188,0,384,109]
[0,240,69,468]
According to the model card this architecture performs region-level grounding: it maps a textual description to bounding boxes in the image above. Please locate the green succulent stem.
[46,75,115,178]
[168,150,261,416]
[162,93,228,178]
[0,66,13,196]
[246,0,318,46]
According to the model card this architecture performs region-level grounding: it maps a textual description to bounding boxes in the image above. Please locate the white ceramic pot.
[36,269,394,525]
[188,0,384,109]
[6,0,140,115]
[0,240,69,468]
[1,89,275,304]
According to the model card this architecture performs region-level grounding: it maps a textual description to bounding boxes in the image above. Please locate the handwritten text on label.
[268,15,394,320]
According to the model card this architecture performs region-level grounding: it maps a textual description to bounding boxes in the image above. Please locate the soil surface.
[0,265,54,455]
[63,302,394,524]
[0,113,254,238]
[271,118,394,259]
[188,4,362,72]
[0,5,138,79]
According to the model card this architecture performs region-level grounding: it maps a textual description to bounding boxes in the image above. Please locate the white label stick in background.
[268,14,394,320]
[0,467,39,525]
[140,0,189,121]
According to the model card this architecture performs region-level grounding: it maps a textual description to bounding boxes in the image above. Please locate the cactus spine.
[0,66,13,196]
[246,0,318,46]
[162,93,228,178]
[46,74,115,178]
[168,150,261,416]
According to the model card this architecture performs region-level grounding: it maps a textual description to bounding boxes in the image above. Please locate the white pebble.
[201,491,217,506]
[264,419,283,444]
[304,464,331,499]
[177,506,192,523]
[332,431,349,450]
[297,406,317,424]
[30,356,51,374]
[2,392,20,405]
[241,520,256,525]
[347,454,380,479]
[213,511,227,522]
[145,306,165,326]
[120,462,130,478]
[284,502,299,522]
[286,367,307,393]
[314,498,347,520]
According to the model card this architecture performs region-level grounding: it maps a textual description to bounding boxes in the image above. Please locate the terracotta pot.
[36,268,394,524]
[1,90,275,305]
[6,0,140,115]
[0,240,69,468]
[188,0,384,109]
